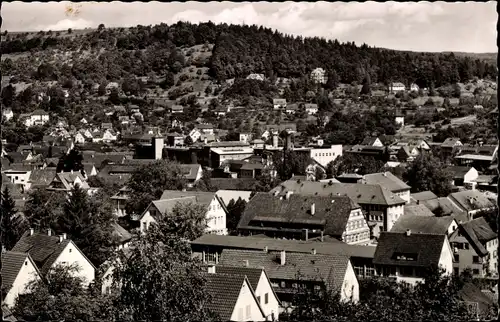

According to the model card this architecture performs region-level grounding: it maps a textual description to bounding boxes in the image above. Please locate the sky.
[2,1,497,53]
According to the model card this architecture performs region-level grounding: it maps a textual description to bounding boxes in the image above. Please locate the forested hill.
[2,22,496,88]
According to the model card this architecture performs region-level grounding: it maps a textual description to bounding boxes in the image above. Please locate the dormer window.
[393,252,417,261]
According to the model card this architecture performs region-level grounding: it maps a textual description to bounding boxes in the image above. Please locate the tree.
[273,150,313,180]
[98,23,106,31]
[13,264,114,321]
[403,152,453,197]
[1,187,24,250]
[24,189,65,231]
[226,198,247,235]
[360,74,372,95]
[56,148,84,174]
[126,160,187,215]
[113,233,218,321]
[184,135,194,146]
[326,154,385,177]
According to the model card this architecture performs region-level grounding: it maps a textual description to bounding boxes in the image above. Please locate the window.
[238,308,243,321]
[464,243,470,250]
[69,248,72,253]
[473,256,480,264]
[246,305,251,318]
[454,254,460,262]
[280,281,286,288]
[143,222,147,231]
[265,293,269,304]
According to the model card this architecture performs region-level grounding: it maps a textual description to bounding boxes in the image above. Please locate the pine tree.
[1,186,23,250]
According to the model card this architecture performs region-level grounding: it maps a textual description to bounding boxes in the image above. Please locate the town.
[1,15,499,322]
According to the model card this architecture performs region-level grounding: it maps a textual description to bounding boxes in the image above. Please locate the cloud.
[2,1,497,53]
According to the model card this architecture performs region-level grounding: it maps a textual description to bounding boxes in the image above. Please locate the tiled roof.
[373,232,446,267]
[160,190,217,207]
[110,222,133,244]
[214,266,263,291]
[3,163,33,172]
[219,249,350,293]
[204,273,259,321]
[421,197,467,221]
[441,137,462,148]
[28,168,57,185]
[11,231,72,275]
[461,217,497,244]
[448,166,473,179]
[410,191,438,202]
[403,204,436,217]
[360,137,379,146]
[238,193,359,237]
[448,190,495,212]
[1,252,33,293]
[191,234,375,259]
[458,282,496,317]
[211,178,258,190]
[180,164,201,180]
[269,180,406,206]
[143,196,197,221]
[362,172,410,192]
[391,215,455,235]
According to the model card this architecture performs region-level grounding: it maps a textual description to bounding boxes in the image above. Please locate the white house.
[374,231,453,285]
[189,128,202,142]
[24,109,50,127]
[74,132,86,144]
[410,83,419,92]
[448,190,496,220]
[310,68,327,84]
[273,98,287,109]
[102,129,118,143]
[138,191,228,236]
[3,164,32,185]
[305,103,319,115]
[308,145,343,167]
[239,133,252,143]
[1,251,42,308]
[80,118,88,124]
[11,229,96,286]
[214,266,281,320]
[205,271,267,321]
[389,82,406,93]
[362,172,411,204]
[246,74,265,81]
[2,108,14,122]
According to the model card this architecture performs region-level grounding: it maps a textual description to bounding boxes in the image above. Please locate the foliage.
[126,160,187,215]
[226,197,247,235]
[13,264,114,321]
[403,152,453,197]
[112,232,218,322]
[273,150,313,180]
[24,189,66,231]
[326,154,385,177]
[56,148,84,174]
[1,187,25,250]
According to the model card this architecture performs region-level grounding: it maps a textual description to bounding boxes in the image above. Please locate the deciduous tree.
[403,152,453,197]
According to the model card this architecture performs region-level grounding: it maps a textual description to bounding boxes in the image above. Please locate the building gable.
[230,278,266,321]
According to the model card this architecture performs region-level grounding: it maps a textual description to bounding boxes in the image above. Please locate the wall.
[340,261,360,303]
[230,280,266,322]
[386,203,405,232]
[255,272,280,321]
[394,190,411,204]
[310,145,343,167]
[438,236,454,276]
[53,242,95,286]
[464,168,479,184]
[140,210,157,234]
[343,209,371,245]
[450,233,485,277]
[486,238,498,276]
[5,171,31,185]
[3,257,41,308]
[395,116,405,127]
[206,198,228,235]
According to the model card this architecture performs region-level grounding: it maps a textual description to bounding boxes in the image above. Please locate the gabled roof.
[421,197,468,222]
[31,109,49,116]
[210,178,258,191]
[403,204,436,217]
[219,249,351,294]
[110,222,133,244]
[461,217,497,244]
[196,123,214,129]
[11,231,95,275]
[48,172,90,191]
[28,168,57,185]
[441,137,462,148]
[361,137,380,146]
[362,172,410,192]
[410,191,438,202]
[1,251,41,294]
[373,232,446,267]
[391,215,456,235]
[448,190,495,212]
[214,266,264,291]
[238,192,359,237]
[160,190,219,208]
[141,196,197,221]
[448,166,474,179]
[269,180,406,206]
[204,273,264,321]
[180,164,202,180]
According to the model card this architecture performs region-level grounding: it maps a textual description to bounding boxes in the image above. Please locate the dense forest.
[2,22,496,87]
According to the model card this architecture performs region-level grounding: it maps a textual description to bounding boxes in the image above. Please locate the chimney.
[58,235,64,243]
[62,233,67,240]
[310,203,316,215]
[280,250,286,266]
[312,248,317,255]
[285,191,293,200]
[406,229,411,236]
[303,228,309,241]
[47,229,51,236]
[30,228,34,236]
[263,246,268,253]
[207,265,216,274]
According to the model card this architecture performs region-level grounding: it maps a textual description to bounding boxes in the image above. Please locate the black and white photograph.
[0,1,498,321]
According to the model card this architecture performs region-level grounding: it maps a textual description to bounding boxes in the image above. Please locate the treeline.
[3,22,496,87]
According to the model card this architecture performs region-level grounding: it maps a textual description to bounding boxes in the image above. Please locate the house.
[111,222,133,250]
[105,82,119,95]
[360,137,384,147]
[448,190,496,220]
[410,83,419,92]
[11,229,96,286]
[82,163,98,177]
[166,132,185,146]
[46,171,90,192]
[304,103,318,115]
[410,191,438,203]
[449,217,498,277]
[239,133,252,144]
[101,123,113,131]
[397,145,420,162]
[212,266,281,320]
[219,249,359,308]
[197,123,214,135]
[74,132,87,144]
[373,231,453,285]
[171,105,184,114]
[273,98,287,109]
[2,108,14,121]
[204,270,267,321]
[305,145,343,168]
[80,117,88,125]
[362,172,411,204]
[389,82,406,93]
[1,251,42,308]
[310,68,327,84]
[24,109,50,127]
[285,104,298,114]
[210,147,255,168]
[391,215,458,236]
[269,180,406,236]
[246,73,265,81]
[27,167,58,190]
[138,190,228,235]
[403,203,436,217]
[110,186,132,217]
[440,138,463,158]
[2,163,32,185]
[102,129,118,143]
[421,197,468,221]
[448,166,479,187]
[238,192,371,245]
[181,164,203,187]
[189,128,202,142]
[395,109,405,127]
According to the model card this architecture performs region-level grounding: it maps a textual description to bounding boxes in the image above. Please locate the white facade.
[239,133,251,143]
[25,112,50,127]
[189,129,202,142]
[386,204,406,232]
[340,261,360,303]
[253,271,280,320]
[102,130,117,142]
[342,208,371,245]
[410,84,419,92]
[205,197,228,235]
[393,190,411,204]
[2,108,14,122]
[230,279,266,322]
[310,68,327,84]
[390,83,406,93]
[309,145,343,167]
[486,238,498,276]
[53,241,96,286]
[74,133,86,144]
[3,255,42,308]
[395,116,405,127]
[463,168,479,185]
[4,170,32,185]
